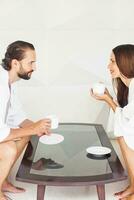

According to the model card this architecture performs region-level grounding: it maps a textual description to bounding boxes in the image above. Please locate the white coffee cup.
[92,82,105,95]
[46,115,59,129]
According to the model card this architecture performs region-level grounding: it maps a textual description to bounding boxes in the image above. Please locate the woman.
[91,44,134,200]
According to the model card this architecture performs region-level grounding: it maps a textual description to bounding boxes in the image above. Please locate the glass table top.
[30,124,112,177]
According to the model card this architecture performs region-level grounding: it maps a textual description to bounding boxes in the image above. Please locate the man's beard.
[18,64,33,80]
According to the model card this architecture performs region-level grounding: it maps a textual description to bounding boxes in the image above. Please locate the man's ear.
[11,59,19,70]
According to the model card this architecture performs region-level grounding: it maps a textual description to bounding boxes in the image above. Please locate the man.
[0,41,51,200]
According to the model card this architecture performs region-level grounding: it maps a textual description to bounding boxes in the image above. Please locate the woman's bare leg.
[114,137,134,199]
[121,194,134,200]
[127,194,134,200]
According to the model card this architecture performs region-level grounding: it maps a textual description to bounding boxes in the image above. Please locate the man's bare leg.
[0,141,18,198]
[114,137,134,199]
[2,136,31,193]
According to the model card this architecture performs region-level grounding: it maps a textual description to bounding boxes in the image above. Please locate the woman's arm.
[105,96,117,112]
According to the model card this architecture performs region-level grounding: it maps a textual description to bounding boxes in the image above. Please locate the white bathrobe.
[0,67,27,142]
[114,78,134,150]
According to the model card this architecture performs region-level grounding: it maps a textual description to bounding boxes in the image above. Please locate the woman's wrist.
[105,95,113,104]
[105,96,117,112]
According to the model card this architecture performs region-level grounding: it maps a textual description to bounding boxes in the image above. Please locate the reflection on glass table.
[16,123,127,200]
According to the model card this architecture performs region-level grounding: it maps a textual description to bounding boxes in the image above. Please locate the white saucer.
[86,146,111,156]
[39,133,64,145]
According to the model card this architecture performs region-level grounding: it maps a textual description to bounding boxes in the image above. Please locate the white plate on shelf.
[86,146,111,156]
[39,133,64,145]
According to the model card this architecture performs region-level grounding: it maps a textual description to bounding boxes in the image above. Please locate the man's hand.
[1,119,51,143]
[31,119,51,136]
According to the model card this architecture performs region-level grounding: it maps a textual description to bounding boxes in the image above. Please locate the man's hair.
[1,40,35,71]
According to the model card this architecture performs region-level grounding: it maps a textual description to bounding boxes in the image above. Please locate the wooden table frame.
[16,123,127,200]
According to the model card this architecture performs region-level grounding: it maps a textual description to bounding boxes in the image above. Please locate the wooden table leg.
[96,184,105,200]
[37,185,46,200]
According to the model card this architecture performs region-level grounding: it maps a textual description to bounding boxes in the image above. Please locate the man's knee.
[21,136,31,145]
[0,141,17,160]
[25,136,31,143]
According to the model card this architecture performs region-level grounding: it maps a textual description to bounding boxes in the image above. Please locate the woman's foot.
[114,186,134,199]
[114,186,129,197]
[2,181,25,193]
[123,194,134,200]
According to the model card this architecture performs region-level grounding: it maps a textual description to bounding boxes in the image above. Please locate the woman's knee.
[0,141,17,160]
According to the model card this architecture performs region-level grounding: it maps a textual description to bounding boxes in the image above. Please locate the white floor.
[7,139,128,200]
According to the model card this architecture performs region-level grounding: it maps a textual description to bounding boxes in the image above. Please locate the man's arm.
[0,119,51,143]
[19,119,34,128]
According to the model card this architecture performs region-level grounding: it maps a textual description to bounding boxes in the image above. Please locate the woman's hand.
[90,88,113,103]
[90,88,117,112]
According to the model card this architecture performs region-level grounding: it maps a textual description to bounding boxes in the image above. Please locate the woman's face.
[108,52,120,79]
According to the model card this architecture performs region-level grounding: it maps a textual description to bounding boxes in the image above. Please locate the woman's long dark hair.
[1,40,35,71]
[113,44,134,108]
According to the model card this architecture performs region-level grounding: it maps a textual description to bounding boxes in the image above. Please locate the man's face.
[17,49,36,80]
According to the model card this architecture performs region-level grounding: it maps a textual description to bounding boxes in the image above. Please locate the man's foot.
[114,186,134,199]
[3,194,13,200]
[0,193,7,200]
[2,181,25,193]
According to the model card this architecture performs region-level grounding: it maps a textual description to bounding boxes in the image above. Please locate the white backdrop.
[0,0,134,129]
